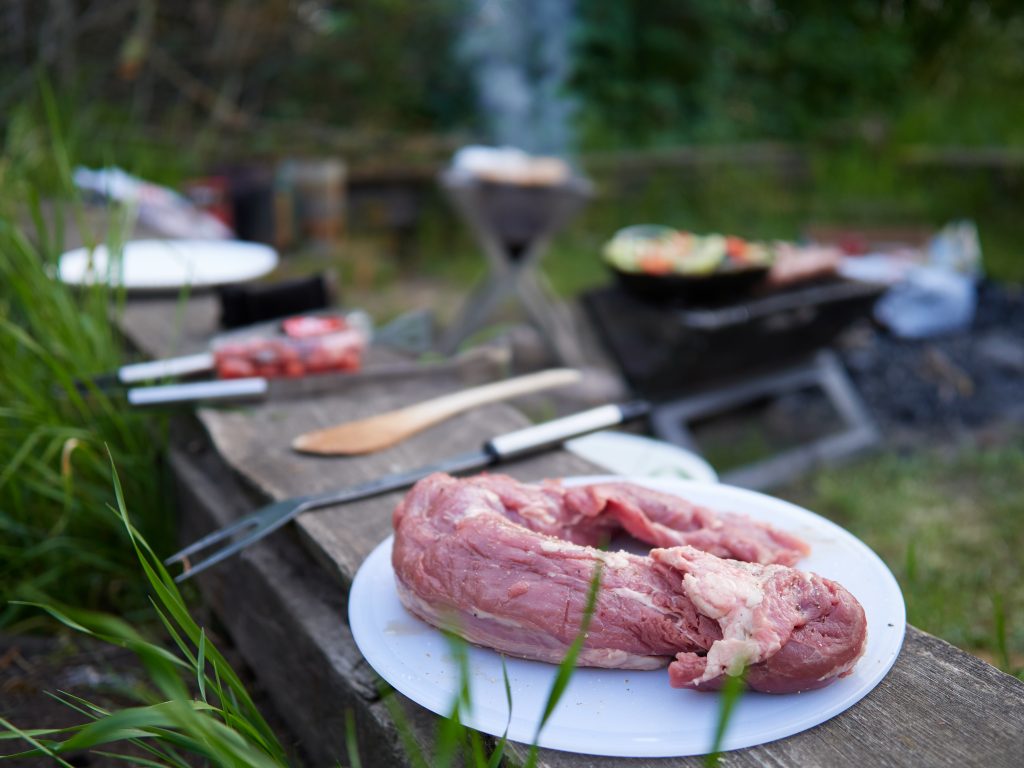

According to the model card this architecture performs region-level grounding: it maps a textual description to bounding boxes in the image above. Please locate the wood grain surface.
[196,379,599,586]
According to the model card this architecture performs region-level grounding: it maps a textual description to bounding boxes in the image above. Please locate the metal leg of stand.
[515,269,586,366]
[650,350,878,490]
[438,272,513,355]
[438,243,583,365]
[437,173,591,366]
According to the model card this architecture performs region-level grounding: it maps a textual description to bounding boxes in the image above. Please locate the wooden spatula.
[291,368,583,455]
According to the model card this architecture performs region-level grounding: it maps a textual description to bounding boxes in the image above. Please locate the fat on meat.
[391,473,867,694]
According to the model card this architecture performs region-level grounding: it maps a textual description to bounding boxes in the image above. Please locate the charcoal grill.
[438,169,592,364]
[584,278,885,488]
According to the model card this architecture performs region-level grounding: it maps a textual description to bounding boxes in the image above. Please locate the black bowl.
[610,265,771,305]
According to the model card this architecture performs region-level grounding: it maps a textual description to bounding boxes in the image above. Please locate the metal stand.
[437,171,591,365]
[651,350,878,490]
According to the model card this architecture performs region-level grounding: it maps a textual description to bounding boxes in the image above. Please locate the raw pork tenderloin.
[391,473,867,694]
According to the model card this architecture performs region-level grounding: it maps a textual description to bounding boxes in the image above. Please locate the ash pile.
[838,280,1024,438]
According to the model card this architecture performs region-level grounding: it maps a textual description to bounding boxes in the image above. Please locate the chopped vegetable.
[604,227,776,276]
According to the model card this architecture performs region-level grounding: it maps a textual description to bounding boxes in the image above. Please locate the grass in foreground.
[1,81,177,628]
[0,200,176,629]
[780,437,1024,676]
[0,464,291,766]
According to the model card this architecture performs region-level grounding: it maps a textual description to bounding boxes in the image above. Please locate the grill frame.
[583,278,886,399]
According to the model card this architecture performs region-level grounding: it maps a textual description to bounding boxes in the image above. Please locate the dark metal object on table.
[584,278,884,397]
[610,263,771,303]
[438,170,592,365]
[585,278,885,488]
[218,273,332,329]
[165,401,649,582]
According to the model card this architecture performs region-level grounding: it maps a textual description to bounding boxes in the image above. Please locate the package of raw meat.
[212,313,369,379]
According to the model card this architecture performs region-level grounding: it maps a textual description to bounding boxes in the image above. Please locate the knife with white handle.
[126,377,269,406]
[166,400,651,581]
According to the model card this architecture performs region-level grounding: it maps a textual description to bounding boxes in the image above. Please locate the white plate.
[565,430,719,483]
[57,239,278,291]
[349,476,905,758]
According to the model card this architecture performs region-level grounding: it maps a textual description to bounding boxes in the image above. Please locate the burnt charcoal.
[837,280,1024,437]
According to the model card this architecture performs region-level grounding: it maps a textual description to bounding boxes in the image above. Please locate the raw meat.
[391,473,867,694]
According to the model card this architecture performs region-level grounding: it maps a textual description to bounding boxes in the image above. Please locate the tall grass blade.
[485,656,513,768]
[0,716,76,767]
[525,559,604,767]
[1,461,294,767]
[703,670,747,766]
[378,682,431,768]
[344,709,363,768]
[432,631,473,767]
[197,629,208,703]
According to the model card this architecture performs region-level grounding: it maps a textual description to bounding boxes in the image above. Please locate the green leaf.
[197,629,208,702]
[526,559,604,767]
[344,708,363,768]
[704,669,747,767]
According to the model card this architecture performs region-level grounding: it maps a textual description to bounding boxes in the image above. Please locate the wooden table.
[121,297,1024,768]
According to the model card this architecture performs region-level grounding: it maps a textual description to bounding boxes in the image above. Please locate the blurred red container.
[211,314,367,379]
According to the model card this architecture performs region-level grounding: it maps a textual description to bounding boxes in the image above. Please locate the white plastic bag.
[872,220,982,339]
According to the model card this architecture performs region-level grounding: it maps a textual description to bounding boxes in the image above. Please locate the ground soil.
[0,627,306,767]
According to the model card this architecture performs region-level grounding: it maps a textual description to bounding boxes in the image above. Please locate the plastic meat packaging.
[212,314,368,379]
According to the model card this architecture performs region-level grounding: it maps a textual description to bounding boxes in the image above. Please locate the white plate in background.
[565,430,718,483]
[349,476,905,758]
[57,239,278,291]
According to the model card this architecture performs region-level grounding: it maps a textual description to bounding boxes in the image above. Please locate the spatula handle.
[396,368,581,430]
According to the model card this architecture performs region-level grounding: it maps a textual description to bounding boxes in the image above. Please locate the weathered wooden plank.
[169,427,439,767]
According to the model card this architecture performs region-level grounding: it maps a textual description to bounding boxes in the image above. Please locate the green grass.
[0,232,174,626]
[0,464,293,766]
[780,439,1024,675]
[0,109,175,627]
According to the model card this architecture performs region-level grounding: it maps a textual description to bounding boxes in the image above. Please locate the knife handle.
[486,401,649,460]
[118,352,216,384]
[126,377,268,407]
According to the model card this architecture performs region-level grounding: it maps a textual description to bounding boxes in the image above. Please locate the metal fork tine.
[172,526,264,583]
[170,498,309,582]
[164,514,264,565]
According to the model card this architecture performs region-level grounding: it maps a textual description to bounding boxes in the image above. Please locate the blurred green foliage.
[781,440,1024,677]
[572,0,1024,147]
[3,3,1024,285]
[4,1,1024,151]
[0,85,174,628]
